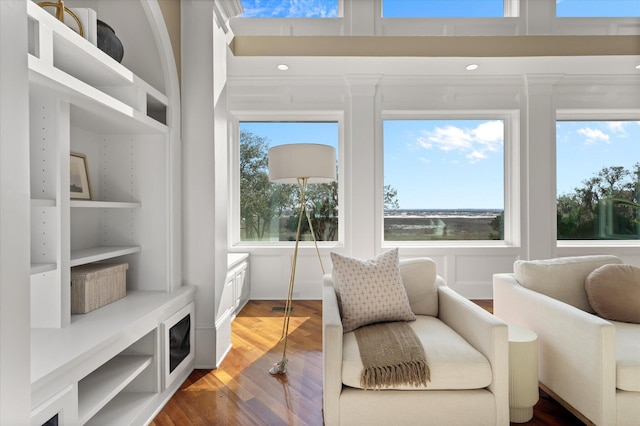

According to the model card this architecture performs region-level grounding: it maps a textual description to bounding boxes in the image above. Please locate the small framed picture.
[70,152,92,200]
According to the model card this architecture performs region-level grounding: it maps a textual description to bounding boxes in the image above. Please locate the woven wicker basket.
[71,263,128,314]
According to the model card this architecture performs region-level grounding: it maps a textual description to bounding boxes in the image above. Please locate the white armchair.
[493,255,640,425]
[323,258,509,425]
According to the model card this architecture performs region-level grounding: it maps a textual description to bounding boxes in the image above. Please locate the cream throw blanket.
[354,321,430,390]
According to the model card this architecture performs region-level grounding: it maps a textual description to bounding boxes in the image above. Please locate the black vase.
[97,20,124,63]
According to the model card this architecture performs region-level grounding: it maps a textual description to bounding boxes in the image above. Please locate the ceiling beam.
[230,35,640,57]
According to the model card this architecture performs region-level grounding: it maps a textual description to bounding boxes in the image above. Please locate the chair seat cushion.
[341,316,492,390]
[613,321,640,392]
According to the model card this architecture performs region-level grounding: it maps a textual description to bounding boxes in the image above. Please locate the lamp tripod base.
[269,357,289,375]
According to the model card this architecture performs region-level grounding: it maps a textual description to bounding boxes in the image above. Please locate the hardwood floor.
[150,300,584,426]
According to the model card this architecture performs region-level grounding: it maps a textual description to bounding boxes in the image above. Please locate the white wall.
[226,72,640,300]
[223,0,640,300]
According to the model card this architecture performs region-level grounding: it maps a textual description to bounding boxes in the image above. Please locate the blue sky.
[240,0,639,18]
[238,1,639,209]
[241,120,640,210]
[384,120,504,209]
[556,121,640,196]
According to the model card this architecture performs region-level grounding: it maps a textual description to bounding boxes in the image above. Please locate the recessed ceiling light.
[277,64,289,71]
[635,64,640,70]
[465,64,479,71]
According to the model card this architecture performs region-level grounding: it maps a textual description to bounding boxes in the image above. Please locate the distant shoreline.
[384,211,502,240]
[384,209,502,218]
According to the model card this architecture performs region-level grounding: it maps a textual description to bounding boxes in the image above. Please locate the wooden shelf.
[70,246,141,267]
[78,355,153,424]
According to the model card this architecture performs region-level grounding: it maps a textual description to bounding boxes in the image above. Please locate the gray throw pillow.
[585,264,640,323]
[331,249,416,333]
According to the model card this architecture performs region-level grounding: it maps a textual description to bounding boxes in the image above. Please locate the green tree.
[488,211,504,240]
[384,184,400,210]
[285,180,339,241]
[239,130,295,240]
[557,164,639,239]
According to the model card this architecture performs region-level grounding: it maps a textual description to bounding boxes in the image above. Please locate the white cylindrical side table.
[508,324,539,423]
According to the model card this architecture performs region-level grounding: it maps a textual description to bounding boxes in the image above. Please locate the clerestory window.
[382,0,509,18]
[239,0,338,17]
[556,0,640,18]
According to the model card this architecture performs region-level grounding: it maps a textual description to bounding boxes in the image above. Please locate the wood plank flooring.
[150,300,584,426]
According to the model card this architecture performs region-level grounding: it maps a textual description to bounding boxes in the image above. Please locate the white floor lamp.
[267,143,336,375]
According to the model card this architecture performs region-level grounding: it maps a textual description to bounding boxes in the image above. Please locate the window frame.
[556,109,640,248]
[380,110,520,248]
[230,112,344,248]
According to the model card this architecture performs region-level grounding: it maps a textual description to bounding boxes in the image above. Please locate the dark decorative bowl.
[97,20,124,63]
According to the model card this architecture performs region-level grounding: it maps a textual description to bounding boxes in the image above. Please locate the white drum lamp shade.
[268,143,336,183]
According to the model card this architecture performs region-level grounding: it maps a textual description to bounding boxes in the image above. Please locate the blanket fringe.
[361,360,430,390]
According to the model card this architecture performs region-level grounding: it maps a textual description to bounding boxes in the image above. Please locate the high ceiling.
[227,35,640,78]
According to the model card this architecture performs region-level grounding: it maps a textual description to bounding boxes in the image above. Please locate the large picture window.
[556,120,639,240]
[383,119,505,241]
[238,121,339,243]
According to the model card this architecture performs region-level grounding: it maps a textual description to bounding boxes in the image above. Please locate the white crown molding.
[213,0,243,34]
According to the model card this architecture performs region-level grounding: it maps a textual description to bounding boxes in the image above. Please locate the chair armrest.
[438,283,509,426]
[493,273,616,425]
[322,274,343,426]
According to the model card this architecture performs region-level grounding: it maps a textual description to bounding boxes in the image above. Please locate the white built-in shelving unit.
[25,1,193,424]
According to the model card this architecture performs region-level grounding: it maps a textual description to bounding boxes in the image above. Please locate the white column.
[343,0,378,35]
[522,0,555,34]
[344,75,381,259]
[181,0,231,368]
[0,1,31,423]
[524,74,562,260]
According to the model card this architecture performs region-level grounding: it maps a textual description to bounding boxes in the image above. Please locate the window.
[240,0,338,17]
[384,119,505,241]
[238,121,339,243]
[383,0,508,18]
[556,120,639,240]
[556,0,640,18]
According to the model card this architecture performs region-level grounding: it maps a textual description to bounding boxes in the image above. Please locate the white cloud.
[577,127,610,145]
[241,0,337,17]
[607,121,628,134]
[416,120,504,164]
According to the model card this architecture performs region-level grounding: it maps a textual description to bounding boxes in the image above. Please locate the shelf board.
[29,54,167,135]
[27,2,135,87]
[84,391,156,426]
[70,246,141,267]
[78,355,153,424]
[31,286,196,385]
[70,200,141,209]
[30,263,57,275]
[31,198,56,208]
